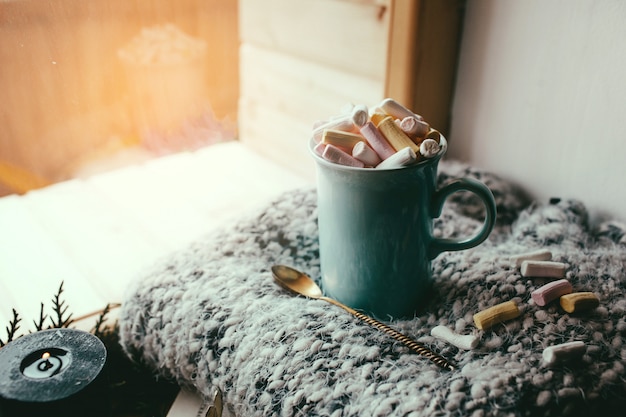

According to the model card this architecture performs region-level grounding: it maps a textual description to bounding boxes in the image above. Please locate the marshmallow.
[359,122,395,160]
[377,116,419,153]
[431,325,479,350]
[350,104,369,127]
[313,142,327,156]
[473,300,520,330]
[559,292,599,313]
[542,341,586,365]
[322,129,365,150]
[424,129,441,143]
[520,261,567,279]
[510,249,553,267]
[376,147,417,169]
[352,141,382,167]
[370,109,388,126]
[419,139,441,158]
[313,116,356,141]
[400,116,429,139]
[531,279,573,306]
[322,144,365,168]
[379,98,420,120]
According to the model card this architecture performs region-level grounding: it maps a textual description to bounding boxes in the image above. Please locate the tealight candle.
[21,347,72,379]
[0,328,109,417]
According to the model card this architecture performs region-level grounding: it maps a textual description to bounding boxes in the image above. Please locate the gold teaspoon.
[271,265,455,371]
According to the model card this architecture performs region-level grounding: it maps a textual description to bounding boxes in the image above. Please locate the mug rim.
[309,134,448,172]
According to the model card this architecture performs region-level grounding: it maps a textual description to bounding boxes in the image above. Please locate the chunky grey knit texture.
[119,160,626,417]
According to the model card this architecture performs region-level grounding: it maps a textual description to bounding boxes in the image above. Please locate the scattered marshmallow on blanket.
[431,325,479,350]
[521,260,567,279]
[510,249,553,267]
[542,341,586,365]
[559,292,600,313]
[473,300,521,330]
[531,279,573,306]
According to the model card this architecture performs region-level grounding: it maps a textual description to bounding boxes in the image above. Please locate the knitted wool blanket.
[119,160,626,417]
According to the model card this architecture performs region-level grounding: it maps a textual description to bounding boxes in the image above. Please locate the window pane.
[0,0,238,195]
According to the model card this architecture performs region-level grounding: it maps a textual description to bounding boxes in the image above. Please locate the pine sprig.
[50,281,73,328]
[0,284,178,416]
[93,303,113,338]
[33,302,48,331]
[0,309,21,347]
[1,282,120,349]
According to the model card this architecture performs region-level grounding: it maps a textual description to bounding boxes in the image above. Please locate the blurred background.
[0,0,238,196]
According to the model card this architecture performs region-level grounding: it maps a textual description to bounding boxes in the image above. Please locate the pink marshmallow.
[313,142,327,156]
[322,144,365,168]
[352,141,382,167]
[400,116,429,138]
[359,122,395,160]
[531,279,573,307]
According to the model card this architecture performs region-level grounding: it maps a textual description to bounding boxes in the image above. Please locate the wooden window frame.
[386,0,465,135]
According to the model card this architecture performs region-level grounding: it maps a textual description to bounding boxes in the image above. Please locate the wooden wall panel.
[238,97,317,181]
[240,44,385,126]
[238,0,391,178]
[239,0,390,80]
[239,44,385,180]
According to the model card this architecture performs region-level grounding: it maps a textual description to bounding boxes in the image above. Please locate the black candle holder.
[0,328,109,417]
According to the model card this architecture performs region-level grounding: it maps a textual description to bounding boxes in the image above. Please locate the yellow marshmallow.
[473,301,520,330]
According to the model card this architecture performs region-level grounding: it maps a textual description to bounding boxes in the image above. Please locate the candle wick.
[37,359,54,372]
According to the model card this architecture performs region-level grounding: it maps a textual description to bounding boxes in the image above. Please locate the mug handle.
[428,178,497,259]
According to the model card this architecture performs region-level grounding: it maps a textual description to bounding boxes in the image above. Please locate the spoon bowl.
[272,265,323,299]
[271,265,455,371]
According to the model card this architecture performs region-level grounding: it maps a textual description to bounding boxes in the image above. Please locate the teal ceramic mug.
[311,135,496,319]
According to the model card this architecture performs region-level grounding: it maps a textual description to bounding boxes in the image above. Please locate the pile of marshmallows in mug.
[312,98,443,169]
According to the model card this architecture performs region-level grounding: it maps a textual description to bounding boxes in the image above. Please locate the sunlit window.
[0,0,238,196]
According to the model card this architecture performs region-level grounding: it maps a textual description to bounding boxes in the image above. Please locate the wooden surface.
[0,141,311,334]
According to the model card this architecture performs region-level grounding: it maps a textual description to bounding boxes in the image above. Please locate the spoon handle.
[322,297,455,371]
